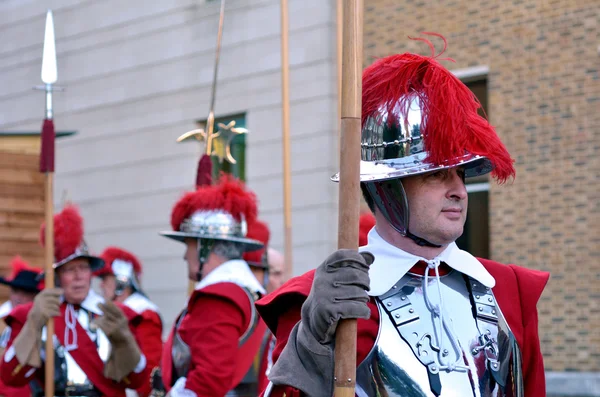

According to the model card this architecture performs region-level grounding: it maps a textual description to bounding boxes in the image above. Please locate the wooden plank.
[0,240,44,256]
[0,197,44,214]
[0,183,44,199]
[0,226,40,241]
[0,211,44,228]
[0,168,44,185]
[0,151,39,170]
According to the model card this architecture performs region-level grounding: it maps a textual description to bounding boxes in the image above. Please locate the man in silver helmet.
[96,247,163,397]
[158,176,268,397]
[257,37,548,397]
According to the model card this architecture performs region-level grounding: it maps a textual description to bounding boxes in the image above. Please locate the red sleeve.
[179,283,251,396]
[0,305,39,387]
[132,310,163,397]
[511,265,549,397]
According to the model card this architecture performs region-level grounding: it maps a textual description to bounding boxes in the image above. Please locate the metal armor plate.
[356,271,524,397]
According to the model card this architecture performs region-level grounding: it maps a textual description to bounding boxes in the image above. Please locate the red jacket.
[161,282,267,396]
[0,302,151,397]
[256,259,549,397]
[129,308,162,397]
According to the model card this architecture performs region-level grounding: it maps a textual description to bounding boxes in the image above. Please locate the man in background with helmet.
[257,35,549,397]
[159,176,268,396]
[96,247,163,397]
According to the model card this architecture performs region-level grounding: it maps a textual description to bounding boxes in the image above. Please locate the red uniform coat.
[256,259,549,397]
[0,302,151,397]
[123,293,163,397]
[161,282,266,396]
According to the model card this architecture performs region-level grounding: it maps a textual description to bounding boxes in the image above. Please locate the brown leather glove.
[12,288,62,368]
[269,249,374,397]
[93,300,142,381]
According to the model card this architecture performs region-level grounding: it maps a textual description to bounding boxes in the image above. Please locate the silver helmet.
[332,43,515,245]
[111,258,141,296]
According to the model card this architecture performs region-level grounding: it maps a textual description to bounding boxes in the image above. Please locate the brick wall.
[364,0,599,372]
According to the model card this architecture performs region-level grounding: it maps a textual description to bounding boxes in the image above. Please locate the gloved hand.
[13,288,63,367]
[268,249,373,397]
[93,301,143,381]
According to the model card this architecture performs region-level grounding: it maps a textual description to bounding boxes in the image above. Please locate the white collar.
[78,290,105,315]
[195,259,266,295]
[360,228,495,296]
[0,301,12,319]
[124,292,160,314]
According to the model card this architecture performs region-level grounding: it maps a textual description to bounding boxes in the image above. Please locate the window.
[454,74,490,258]
[196,113,247,181]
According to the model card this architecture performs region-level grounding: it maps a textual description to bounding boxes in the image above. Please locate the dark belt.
[34,384,102,397]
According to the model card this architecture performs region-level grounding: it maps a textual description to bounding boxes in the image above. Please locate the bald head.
[266,248,285,293]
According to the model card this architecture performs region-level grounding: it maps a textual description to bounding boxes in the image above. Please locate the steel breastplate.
[356,271,524,397]
[39,308,110,390]
[171,286,262,395]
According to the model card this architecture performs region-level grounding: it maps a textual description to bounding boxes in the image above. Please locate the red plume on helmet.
[361,33,515,182]
[359,213,376,246]
[96,247,142,278]
[39,204,84,263]
[170,174,258,232]
[243,220,270,267]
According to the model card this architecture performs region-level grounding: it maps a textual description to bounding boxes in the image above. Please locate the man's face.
[9,288,37,307]
[184,238,201,281]
[57,258,92,305]
[401,167,468,246]
[266,248,285,294]
[100,274,116,301]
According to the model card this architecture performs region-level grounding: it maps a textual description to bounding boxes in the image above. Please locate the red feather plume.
[359,213,376,246]
[171,174,258,232]
[40,204,84,263]
[243,220,270,264]
[361,34,515,182]
[8,256,42,280]
[98,247,142,277]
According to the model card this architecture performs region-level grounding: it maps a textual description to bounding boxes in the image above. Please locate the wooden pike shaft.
[44,177,54,397]
[334,1,363,396]
[280,0,293,280]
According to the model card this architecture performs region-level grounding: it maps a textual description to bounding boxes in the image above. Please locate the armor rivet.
[401,296,406,301]
[386,302,392,306]
[473,283,477,288]
[471,348,478,356]
[392,285,397,289]
[478,307,483,312]
[334,377,337,381]
[347,378,352,382]
[409,308,415,313]
[395,313,400,318]
[442,349,449,357]
[492,310,497,315]
[431,366,437,372]
[488,297,493,302]
[492,363,498,369]
[476,295,480,299]
[487,329,492,334]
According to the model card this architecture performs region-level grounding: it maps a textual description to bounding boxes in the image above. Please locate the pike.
[37,9,58,397]
[334,1,363,396]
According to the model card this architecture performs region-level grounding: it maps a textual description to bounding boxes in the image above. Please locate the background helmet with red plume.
[161,175,263,252]
[40,204,104,271]
[243,220,270,269]
[333,34,515,246]
[0,256,44,293]
[98,247,143,297]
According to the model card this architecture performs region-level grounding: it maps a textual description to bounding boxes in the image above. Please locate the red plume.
[8,256,42,280]
[359,213,376,246]
[362,34,515,182]
[171,174,258,232]
[98,247,142,276]
[40,204,84,263]
[243,220,270,264]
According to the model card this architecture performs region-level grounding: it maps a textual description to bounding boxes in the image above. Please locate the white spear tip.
[41,10,57,84]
